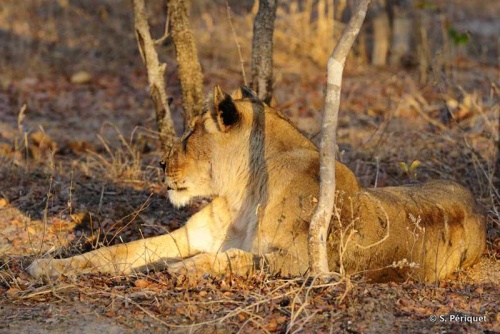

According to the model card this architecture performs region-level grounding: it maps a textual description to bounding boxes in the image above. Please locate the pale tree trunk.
[371,0,390,66]
[133,0,177,151]
[168,0,204,126]
[308,0,371,277]
[415,9,431,82]
[388,0,412,66]
[250,0,277,105]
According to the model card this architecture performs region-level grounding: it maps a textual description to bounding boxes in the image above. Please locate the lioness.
[28,86,486,282]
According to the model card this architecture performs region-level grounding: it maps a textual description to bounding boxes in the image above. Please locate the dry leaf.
[0,198,8,208]
[30,131,56,149]
[0,143,13,158]
[105,310,117,317]
[69,140,95,154]
[6,287,21,296]
[134,279,152,289]
[29,131,58,159]
[265,317,278,332]
[237,312,247,321]
[70,212,90,225]
[51,219,69,230]
[71,71,92,84]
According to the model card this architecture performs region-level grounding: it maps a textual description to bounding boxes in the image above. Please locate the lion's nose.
[159,160,167,172]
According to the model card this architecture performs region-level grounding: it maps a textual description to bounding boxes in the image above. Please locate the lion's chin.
[167,190,192,208]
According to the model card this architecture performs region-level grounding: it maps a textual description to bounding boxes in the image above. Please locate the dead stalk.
[107,193,153,245]
[226,1,248,86]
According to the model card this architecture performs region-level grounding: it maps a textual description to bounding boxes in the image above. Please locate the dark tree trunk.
[168,0,204,126]
[250,0,277,105]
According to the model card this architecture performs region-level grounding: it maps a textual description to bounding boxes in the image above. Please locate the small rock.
[70,71,92,84]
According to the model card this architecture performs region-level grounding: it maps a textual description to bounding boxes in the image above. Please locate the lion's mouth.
[167,186,187,192]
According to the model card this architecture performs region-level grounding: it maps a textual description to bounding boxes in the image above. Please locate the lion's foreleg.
[27,231,201,280]
[28,198,232,280]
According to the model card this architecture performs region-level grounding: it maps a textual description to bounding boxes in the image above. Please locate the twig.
[39,169,55,256]
[154,13,170,45]
[19,284,76,300]
[107,193,153,244]
[112,291,170,327]
[17,103,27,134]
[226,1,247,86]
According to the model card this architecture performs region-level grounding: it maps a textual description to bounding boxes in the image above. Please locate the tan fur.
[28,86,486,282]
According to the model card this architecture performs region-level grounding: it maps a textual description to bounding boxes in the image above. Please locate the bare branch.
[154,14,170,45]
[133,0,177,151]
[308,0,371,277]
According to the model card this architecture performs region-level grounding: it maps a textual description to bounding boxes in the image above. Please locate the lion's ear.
[230,88,243,100]
[213,85,240,132]
[231,86,258,100]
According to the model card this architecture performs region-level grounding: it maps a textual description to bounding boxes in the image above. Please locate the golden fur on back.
[28,86,486,282]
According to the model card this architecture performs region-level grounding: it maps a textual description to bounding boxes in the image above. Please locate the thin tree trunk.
[250,0,277,105]
[133,0,177,151]
[168,0,204,126]
[415,9,431,82]
[334,0,347,21]
[371,0,390,66]
[308,0,371,277]
[388,0,412,66]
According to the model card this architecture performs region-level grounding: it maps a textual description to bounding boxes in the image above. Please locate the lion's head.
[160,86,269,207]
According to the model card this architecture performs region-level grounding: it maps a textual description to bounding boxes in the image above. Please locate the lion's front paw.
[27,258,73,281]
[169,258,212,278]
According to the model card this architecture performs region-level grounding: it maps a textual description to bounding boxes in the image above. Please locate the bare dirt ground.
[0,1,498,333]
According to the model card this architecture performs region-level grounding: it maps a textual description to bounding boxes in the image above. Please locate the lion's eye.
[159,160,167,172]
[182,129,194,152]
